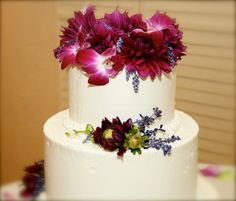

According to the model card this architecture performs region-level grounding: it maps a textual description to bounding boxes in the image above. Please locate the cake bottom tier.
[44,110,198,200]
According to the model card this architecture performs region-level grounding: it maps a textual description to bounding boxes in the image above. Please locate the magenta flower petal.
[126,63,137,72]
[158,59,172,73]
[151,30,163,47]
[61,55,76,69]
[137,65,150,78]
[146,11,175,32]
[88,72,109,85]
[77,46,121,85]
[101,46,116,57]
[200,165,220,177]
[76,49,100,66]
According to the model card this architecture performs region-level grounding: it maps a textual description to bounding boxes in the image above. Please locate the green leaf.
[65,132,71,137]
[141,135,149,142]
[131,149,137,155]
[129,125,140,135]
[85,124,94,135]
[137,149,142,155]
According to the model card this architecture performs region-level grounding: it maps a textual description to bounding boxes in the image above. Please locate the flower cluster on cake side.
[54,6,186,92]
[21,160,44,198]
[66,107,181,158]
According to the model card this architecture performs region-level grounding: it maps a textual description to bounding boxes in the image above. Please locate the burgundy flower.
[88,21,118,54]
[102,9,146,34]
[92,117,132,157]
[146,11,186,61]
[21,160,45,198]
[60,5,97,44]
[24,160,44,175]
[117,31,171,79]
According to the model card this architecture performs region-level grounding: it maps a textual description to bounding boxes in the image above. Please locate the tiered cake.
[44,6,199,200]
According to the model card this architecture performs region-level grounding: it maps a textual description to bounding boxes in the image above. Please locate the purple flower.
[76,46,121,85]
[24,160,44,175]
[116,31,171,79]
[102,9,146,34]
[21,160,45,198]
[60,5,97,44]
[54,41,90,69]
[92,117,132,157]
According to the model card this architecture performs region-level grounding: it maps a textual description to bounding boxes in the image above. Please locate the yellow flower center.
[103,129,113,139]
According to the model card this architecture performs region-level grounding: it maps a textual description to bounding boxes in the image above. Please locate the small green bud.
[128,132,142,149]
[85,124,94,134]
[130,125,140,135]
[65,132,70,137]
[103,129,113,139]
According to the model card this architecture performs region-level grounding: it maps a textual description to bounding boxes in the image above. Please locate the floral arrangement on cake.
[54,6,186,89]
[66,107,181,158]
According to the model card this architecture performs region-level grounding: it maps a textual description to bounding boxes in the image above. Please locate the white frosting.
[64,109,181,136]
[44,110,198,200]
[69,67,176,127]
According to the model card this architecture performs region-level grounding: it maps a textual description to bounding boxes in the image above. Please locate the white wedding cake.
[44,6,199,200]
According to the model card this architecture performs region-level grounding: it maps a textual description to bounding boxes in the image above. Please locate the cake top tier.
[54,6,186,89]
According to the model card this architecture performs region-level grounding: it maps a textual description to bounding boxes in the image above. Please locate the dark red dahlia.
[102,9,147,34]
[118,31,171,79]
[21,160,45,198]
[24,160,44,176]
[87,22,118,54]
[92,117,132,157]
[60,6,97,45]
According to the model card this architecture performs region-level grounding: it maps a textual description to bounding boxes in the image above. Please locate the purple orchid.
[54,41,90,69]
[76,46,119,85]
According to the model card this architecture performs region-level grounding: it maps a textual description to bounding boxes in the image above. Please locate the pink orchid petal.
[200,165,220,177]
[82,64,99,74]
[76,49,101,66]
[88,72,109,85]
[61,54,76,69]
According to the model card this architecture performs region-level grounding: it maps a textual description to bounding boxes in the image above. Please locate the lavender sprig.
[83,132,93,143]
[132,72,140,93]
[116,37,123,53]
[126,71,140,93]
[167,46,175,68]
[148,135,181,155]
[133,107,162,133]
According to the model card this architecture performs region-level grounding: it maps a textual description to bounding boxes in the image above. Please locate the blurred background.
[0,0,235,184]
